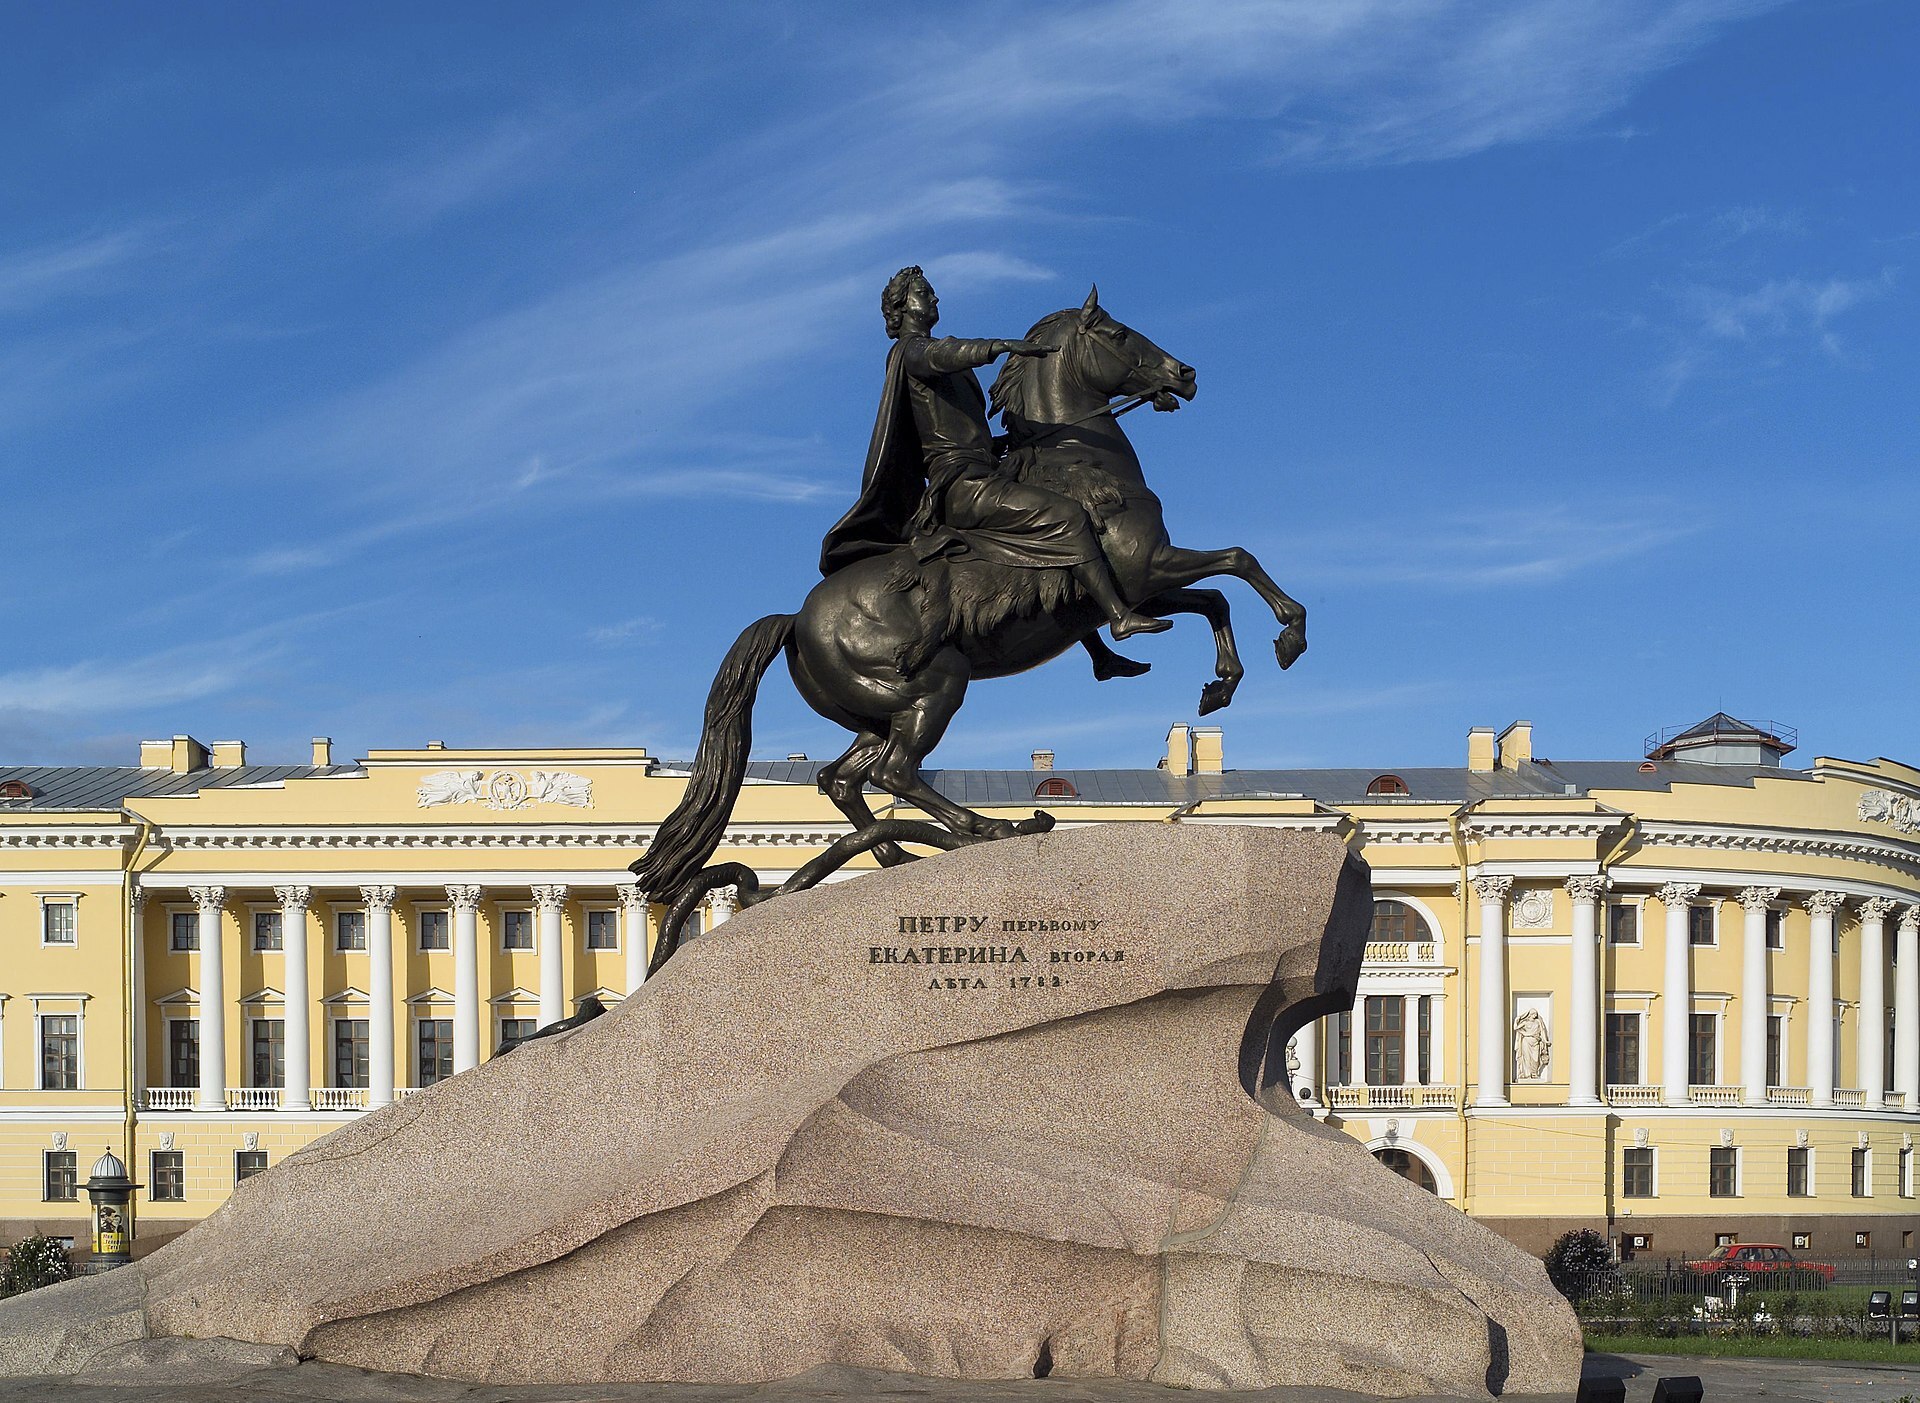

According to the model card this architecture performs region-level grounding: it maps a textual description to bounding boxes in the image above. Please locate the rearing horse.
[633,288,1306,948]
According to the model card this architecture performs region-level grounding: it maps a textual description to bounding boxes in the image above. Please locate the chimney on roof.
[1162,723,1193,777]
[165,736,208,773]
[1467,726,1496,774]
[138,739,170,768]
[1496,720,1533,771]
[1193,726,1224,775]
[210,740,246,769]
[787,752,808,761]
[426,739,446,750]
[1031,749,1054,771]
[311,737,333,767]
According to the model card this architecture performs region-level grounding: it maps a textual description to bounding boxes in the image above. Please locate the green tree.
[1544,1227,1614,1300]
[0,1235,74,1297]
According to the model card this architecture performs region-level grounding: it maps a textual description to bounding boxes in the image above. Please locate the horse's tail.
[631,613,794,901]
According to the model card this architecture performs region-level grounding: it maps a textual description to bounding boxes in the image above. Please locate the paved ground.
[1,1352,1918,1402]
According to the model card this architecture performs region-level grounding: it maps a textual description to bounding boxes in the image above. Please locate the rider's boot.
[1073,560,1171,641]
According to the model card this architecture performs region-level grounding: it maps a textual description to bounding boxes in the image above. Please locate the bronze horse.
[634,289,1306,965]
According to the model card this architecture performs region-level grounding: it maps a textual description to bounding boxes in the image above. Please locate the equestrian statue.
[633,268,1307,970]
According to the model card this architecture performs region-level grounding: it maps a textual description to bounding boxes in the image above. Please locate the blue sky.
[2,0,1914,774]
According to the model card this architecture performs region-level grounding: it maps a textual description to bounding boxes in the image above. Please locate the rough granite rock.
[0,825,1581,1397]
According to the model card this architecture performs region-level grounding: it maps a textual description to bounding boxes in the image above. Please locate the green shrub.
[0,1235,73,1297]
[1544,1228,1614,1300]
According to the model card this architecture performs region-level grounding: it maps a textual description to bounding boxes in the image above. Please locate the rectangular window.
[168,1019,199,1088]
[502,909,533,951]
[1766,908,1786,951]
[1766,1015,1784,1088]
[335,910,366,952]
[1621,1147,1655,1198]
[1688,904,1715,946]
[42,900,77,945]
[1416,994,1432,1085]
[416,1019,453,1087]
[498,1016,537,1053]
[1853,1146,1870,1198]
[1608,903,1639,946]
[1902,1147,1914,1198]
[1335,1008,1353,1084]
[43,1150,78,1201]
[1364,996,1404,1086]
[150,1150,185,1202]
[40,1015,79,1090]
[1788,1146,1812,1198]
[235,1150,267,1183]
[252,910,282,951]
[1689,1013,1717,1085]
[170,911,199,951]
[250,1019,284,1089]
[332,1018,369,1089]
[585,909,618,950]
[1710,1146,1739,1198]
[417,910,450,951]
[1604,1012,1641,1086]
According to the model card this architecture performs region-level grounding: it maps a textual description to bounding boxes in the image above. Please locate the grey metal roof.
[0,764,364,813]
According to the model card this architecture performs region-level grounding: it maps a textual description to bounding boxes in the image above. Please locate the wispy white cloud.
[0,225,153,314]
[587,615,661,647]
[1655,269,1895,396]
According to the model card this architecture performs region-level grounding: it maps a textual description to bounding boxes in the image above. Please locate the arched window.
[1034,777,1077,799]
[1365,774,1409,796]
[1369,899,1432,944]
[0,780,31,800]
[1373,1147,1438,1193]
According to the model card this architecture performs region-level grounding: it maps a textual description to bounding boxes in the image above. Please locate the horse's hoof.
[1015,810,1056,834]
[1274,625,1307,669]
[1198,679,1237,715]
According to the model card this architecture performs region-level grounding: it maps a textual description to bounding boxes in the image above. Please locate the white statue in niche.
[1513,1006,1551,1082]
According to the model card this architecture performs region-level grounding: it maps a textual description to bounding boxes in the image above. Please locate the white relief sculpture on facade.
[1511,889,1554,930]
[1512,997,1552,1082]
[417,769,593,810]
[1859,789,1920,834]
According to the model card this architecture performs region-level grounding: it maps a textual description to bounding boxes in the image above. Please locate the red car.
[1685,1242,1836,1285]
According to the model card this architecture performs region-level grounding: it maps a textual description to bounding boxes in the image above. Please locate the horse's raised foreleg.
[870,648,1055,842]
[1136,586,1245,715]
[817,732,914,866]
[1145,544,1307,669]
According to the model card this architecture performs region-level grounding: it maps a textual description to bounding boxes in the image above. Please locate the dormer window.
[1034,776,1077,799]
[0,780,32,800]
[1365,774,1409,797]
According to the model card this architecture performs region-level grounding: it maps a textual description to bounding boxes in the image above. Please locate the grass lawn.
[1587,1333,1920,1363]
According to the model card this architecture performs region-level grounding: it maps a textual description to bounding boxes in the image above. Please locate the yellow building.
[3,715,1917,1266]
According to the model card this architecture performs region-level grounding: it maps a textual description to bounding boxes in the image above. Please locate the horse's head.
[991,285,1195,426]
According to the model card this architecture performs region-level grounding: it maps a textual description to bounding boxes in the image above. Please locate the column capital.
[618,885,648,913]
[188,884,227,912]
[1471,874,1513,903]
[1737,885,1781,913]
[1804,890,1848,918]
[707,885,739,917]
[1564,875,1609,903]
[360,884,398,912]
[532,884,569,911]
[447,884,484,912]
[1658,882,1701,907]
[274,884,312,911]
[130,883,150,912]
[1901,904,1920,935]
[1859,896,1898,923]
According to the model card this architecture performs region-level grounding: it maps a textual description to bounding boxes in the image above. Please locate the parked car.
[1685,1242,1835,1287]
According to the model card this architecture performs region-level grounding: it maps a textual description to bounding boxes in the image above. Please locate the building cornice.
[1635,820,1920,878]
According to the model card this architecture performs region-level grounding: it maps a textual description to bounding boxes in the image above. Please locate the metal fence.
[1569,1262,1920,1342]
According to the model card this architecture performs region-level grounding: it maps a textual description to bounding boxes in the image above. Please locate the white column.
[1896,905,1920,1110]
[534,885,568,1028]
[190,885,227,1112]
[1806,891,1845,1108]
[448,885,483,1072]
[276,885,312,1111]
[1859,898,1895,1109]
[1347,994,1365,1086]
[1659,883,1700,1104]
[363,885,397,1108]
[1428,992,1447,1085]
[1292,1020,1320,1103]
[1565,876,1606,1107]
[621,888,649,995]
[1473,874,1513,1107]
[1738,887,1779,1105]
[706,885,738,929]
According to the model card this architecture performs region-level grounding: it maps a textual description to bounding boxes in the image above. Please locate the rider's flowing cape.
[817,340,927,577]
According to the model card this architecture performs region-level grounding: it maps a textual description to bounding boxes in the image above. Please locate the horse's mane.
[989,308,1080,423]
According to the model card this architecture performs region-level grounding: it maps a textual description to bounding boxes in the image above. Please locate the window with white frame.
[39,1014,79,1090]
[498,1016,536,1053]
[43,1150,78,1201]
[235,1149,267,1182]
[40,897,77,946]
[501,909,533,951]
[169,910,199,951]
[1766,908,1786,951]
[252,910,282,951]
[150,1150,185,1202]
[1604,1011,1643,1086]
[1621,1146,1655,1198]
[1607,902,1640,945]
[1853,1146,1872,1198]
[1788,1145,1813,1197]
[1766,1015,1786,1088]
[1709,1146,1740,1198]
[1688,1012,1719,1085]
[1901,1146,1914,1198]
[417,909,450,951]
[250,1018,284,1089]
[335,910,367,952]
[1688,903,1716,947]
[168,1017,199,1088]
[585,909,618,951]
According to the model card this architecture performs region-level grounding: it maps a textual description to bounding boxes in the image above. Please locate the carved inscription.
[873,912,1125,993]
